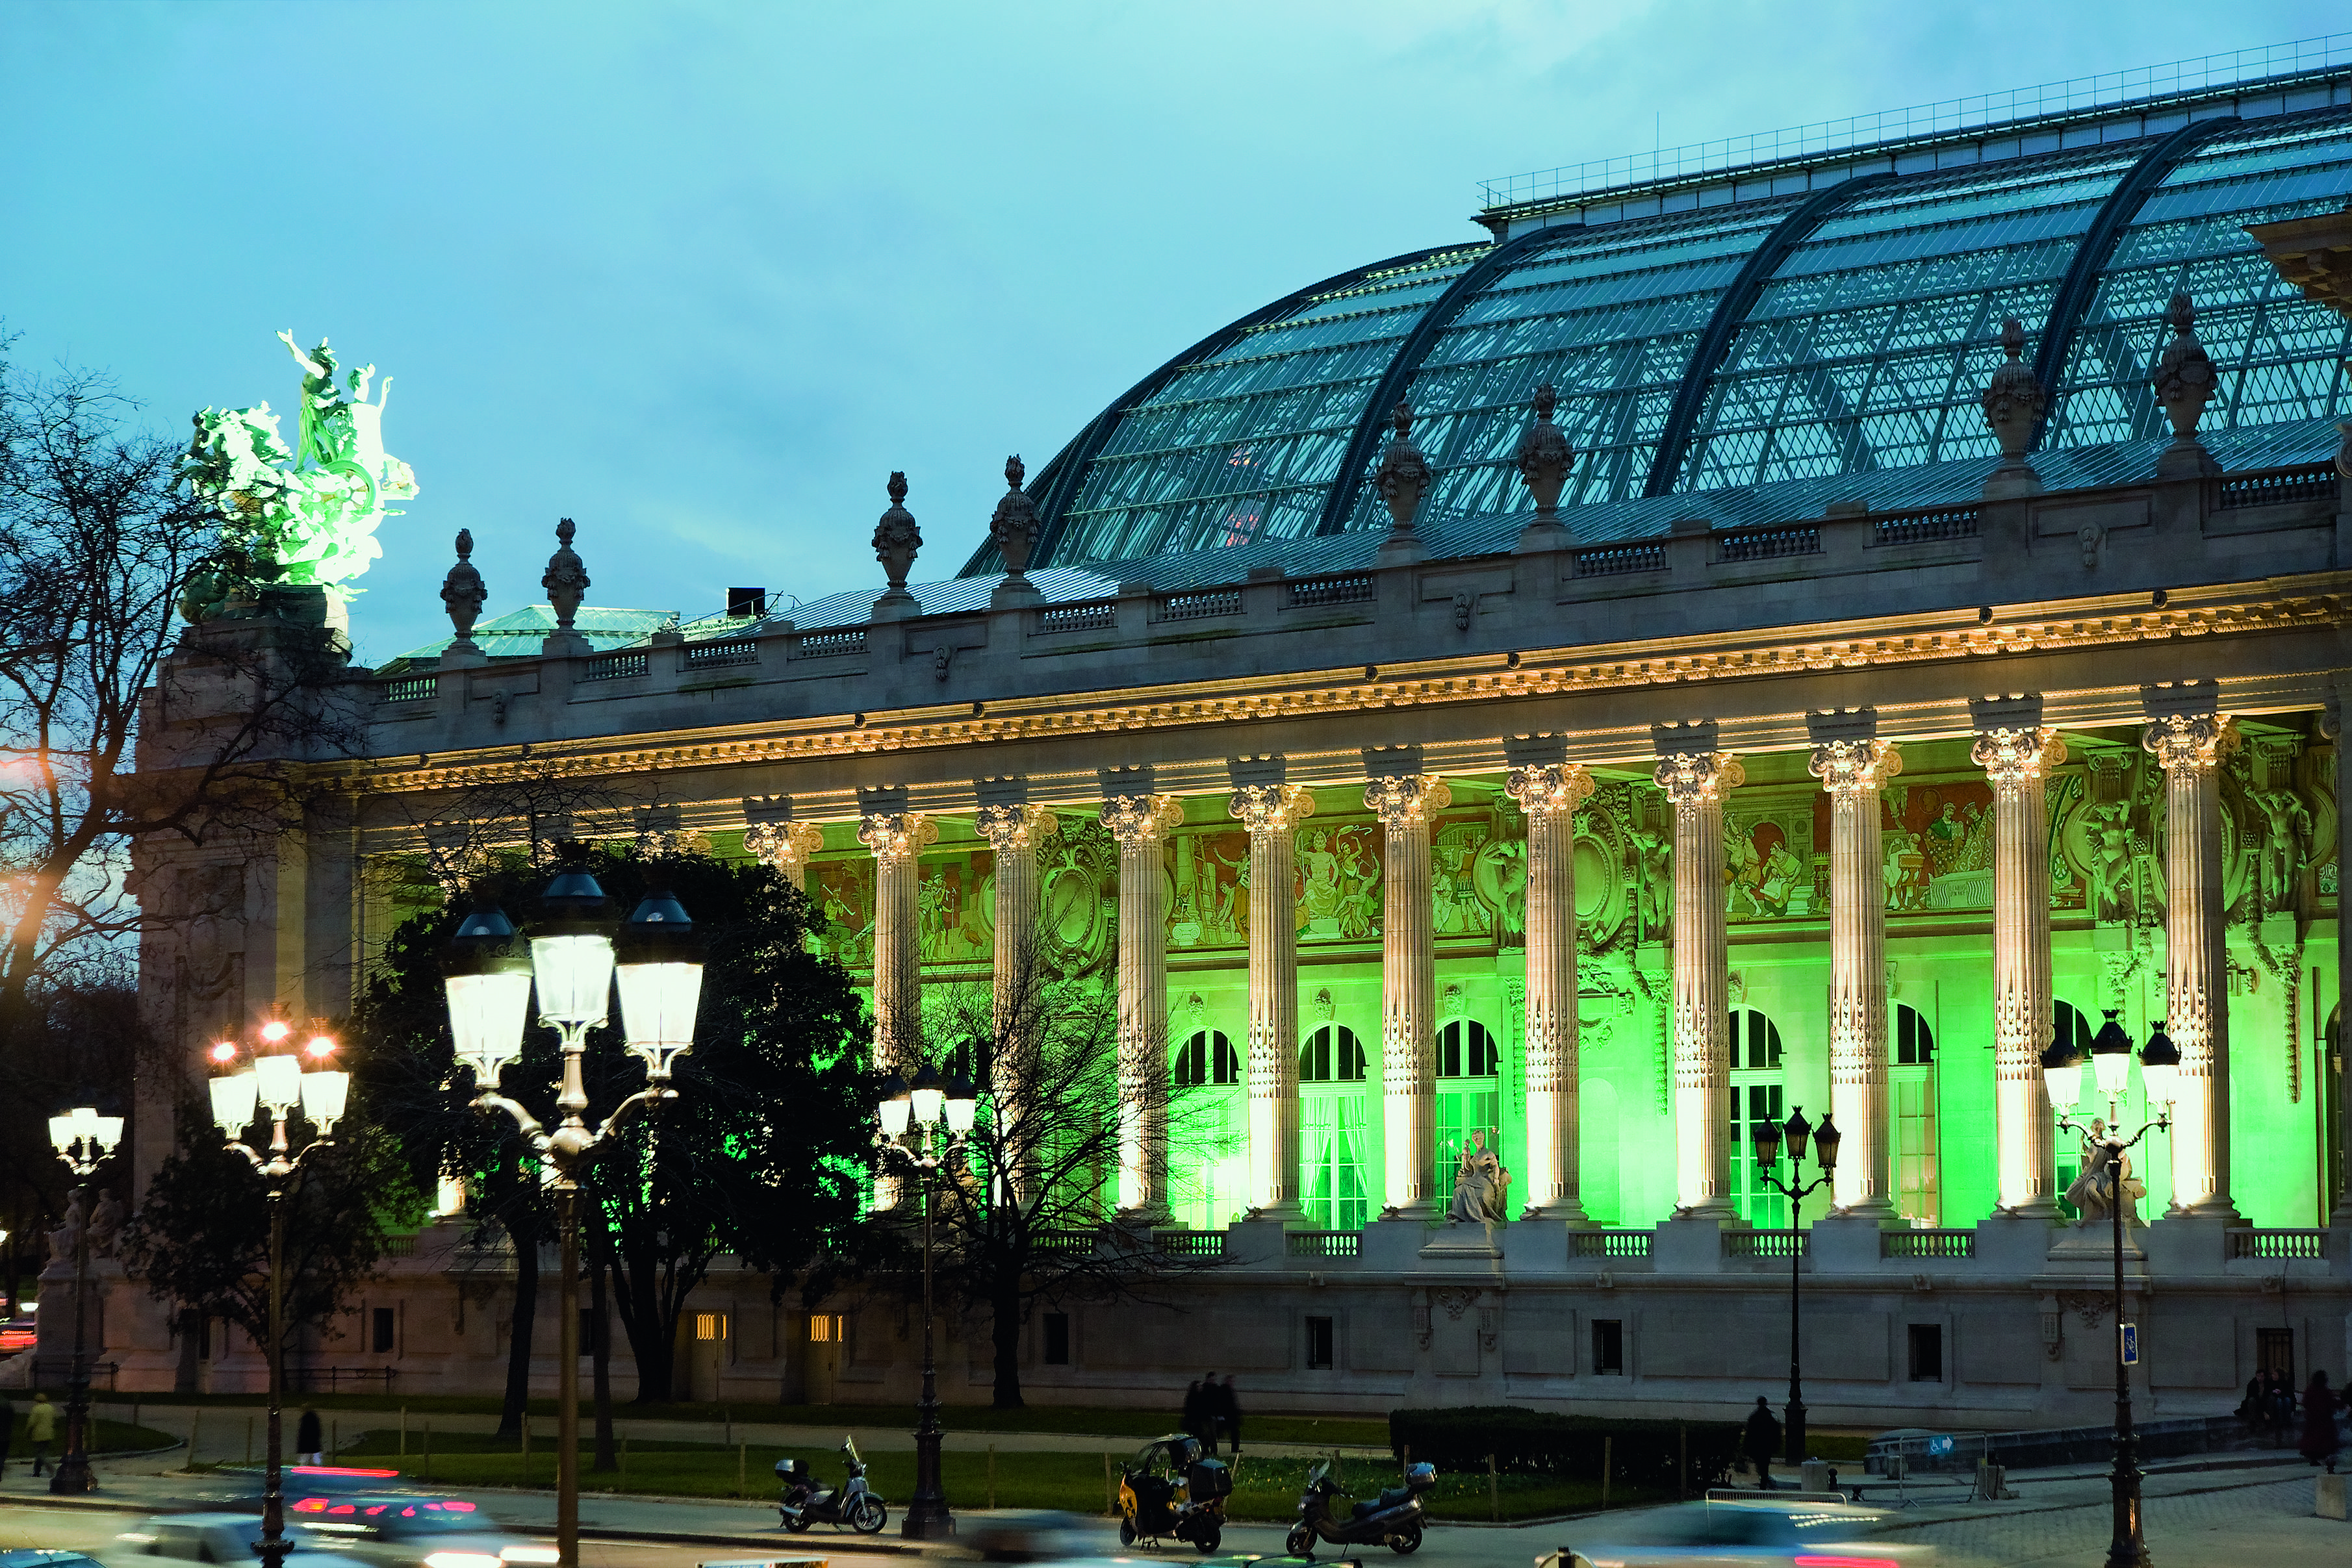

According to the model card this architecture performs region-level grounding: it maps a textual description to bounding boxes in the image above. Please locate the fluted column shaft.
[2335,692,2352,1224]
[977,804,1058,1206]
[1655,751,1743,1216]
[1508,763,1593,1220]
[1813,740,1902,1216]
[1103,794,1183,1217]
[745,820,824,892]
[2145,713,2238,1215]
[858,809,936,1211]
[1231,785,1314,1217]
[1367,774,1450,1215]
[1975,727,2065,1215]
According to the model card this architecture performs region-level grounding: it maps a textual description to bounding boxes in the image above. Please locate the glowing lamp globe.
[1783,1105,1813,1166]
[944,1072,979,1135]
[210,1071,261,1138]
[876,1072,913,1137]
[909,1063,945,1128]
[2140,1022,2182,1106]
[530,861,616,1031]
[255,1051,303,1116]
[444,901,534,1085]
[2090,1009,2134,1099]
[300,1065,351,1132]
[1751,1113,1783,1171]
[1811,1113,1842,1172]
[2041,1030,2088,1113]
[615,883,704,1081]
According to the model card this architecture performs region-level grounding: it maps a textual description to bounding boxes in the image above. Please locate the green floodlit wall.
[748,729,2342,1232]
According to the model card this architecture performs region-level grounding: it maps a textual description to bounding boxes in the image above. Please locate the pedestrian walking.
[1194,1371,1220,1456]
[1743,1397,1782,1489]
[297,1407,324,1465]
[27,1393,56,1476]
[2268,1370,2298,1445]
[1216,1374,1243,1457]
[2299,1371,2341,1473]
[1180,1380,1205,1452]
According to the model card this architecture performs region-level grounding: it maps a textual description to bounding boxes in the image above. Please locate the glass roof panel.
[2047,107,2352,451]
[1673,141,2146,492]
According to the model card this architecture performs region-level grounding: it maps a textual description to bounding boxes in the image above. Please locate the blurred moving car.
[118,1513,348,1568]
[285,1495,554,1568]
[0,1550,103,1568]
[1539,1498,1936,1568]
[0,1315,38,1355]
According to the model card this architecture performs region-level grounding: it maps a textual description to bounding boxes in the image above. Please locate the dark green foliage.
[1388,1405,1740,1491]
[355,846,875,1402]
[120,1102,425,1352]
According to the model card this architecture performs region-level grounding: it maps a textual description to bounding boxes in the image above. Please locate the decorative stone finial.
[873,471,921,605]
[2151,293,2218,475]
[1980,317,2047,499]
[542,517,589,632]
[440,528,488,650]
[988,455,1043,607]
[1372,402,1429,557]
[1513,382,1575,550]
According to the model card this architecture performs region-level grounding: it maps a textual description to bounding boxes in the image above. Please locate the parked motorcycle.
[1285,1459,1435,1557]
[1118,1433,1231,1553]
[775,1438,888,1534]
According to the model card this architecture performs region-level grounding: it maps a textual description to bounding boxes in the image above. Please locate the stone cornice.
[346,573,2349,802]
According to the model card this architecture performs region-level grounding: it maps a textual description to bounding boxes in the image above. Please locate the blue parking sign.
[2121,1322,2139,1365]
[1926,1435,1954,1456]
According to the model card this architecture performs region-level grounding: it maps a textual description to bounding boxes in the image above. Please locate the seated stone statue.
[2064,1124,2143,1228]
[1445,1130,1512,1225]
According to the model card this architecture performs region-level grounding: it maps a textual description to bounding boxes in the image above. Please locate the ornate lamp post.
[1750,1107,1840,1472]
[873,1063,977,1539]
[207,1025,349,1562]
[2041,1010,2177,1568]
[443,857,702,1568]
[45,1105,124,1496]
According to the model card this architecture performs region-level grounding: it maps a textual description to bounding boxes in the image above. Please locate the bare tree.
[901,971,1227,1409]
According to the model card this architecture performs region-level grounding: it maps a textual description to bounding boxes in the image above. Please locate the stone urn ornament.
[540,517,591,652]
[1979,318,2046,498]
[872,471,921,612]
[1513,382,1575,548]
[441,528,488,650]
[989,455,1042,605]
[1373,402,1430,558]
[2151,292,2218,475]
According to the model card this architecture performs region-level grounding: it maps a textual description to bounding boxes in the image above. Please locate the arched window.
[2052,1000,2095,1058]
[1727,1007,1787,1228]
[1173,1030,1240,1087]
[1894,1004,1936,1065]
[1299,1024,1367,1083]
[941,1036,986,1085]
[1437,1020,1498,1078]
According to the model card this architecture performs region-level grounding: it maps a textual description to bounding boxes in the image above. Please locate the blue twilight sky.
[2,1,2342,666]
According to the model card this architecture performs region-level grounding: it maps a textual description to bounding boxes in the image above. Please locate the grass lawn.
[324,1430,1660,1523]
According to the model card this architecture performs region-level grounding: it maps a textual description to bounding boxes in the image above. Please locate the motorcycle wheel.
[1390,1524,1423,1556]
[780,1515,809,1534]
[1119,1521,1137,1548]
[850,1497,888,1535]
[1194,1526,1221,1555]
[1285,1524,1315,1558]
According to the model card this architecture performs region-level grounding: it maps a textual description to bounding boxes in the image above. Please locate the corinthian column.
[1365,768,1450,1217]
[1507,759,1594,1221]
[1102,790,1183,1217]
[977,800,1058,1206]
[2144,705,2240,1215]
[858,801,936,1211]
[1811,737,1902,1217]
[1973,718,2066,1215]
[1654,747,1743,1217]
[1230,781,1315,1218]
[743,818,825,891]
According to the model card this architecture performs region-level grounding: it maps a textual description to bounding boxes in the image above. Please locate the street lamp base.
[47,1454,97,1495]
[901,1497,956,1539]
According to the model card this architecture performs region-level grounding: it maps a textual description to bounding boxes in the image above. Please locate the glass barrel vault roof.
[979,101,2352,578]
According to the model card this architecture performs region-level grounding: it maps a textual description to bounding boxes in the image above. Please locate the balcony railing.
[683,638,759,670]
[1724,1230,1809,1259]
[1286,574,1375,608]
[582,651,650,682]
[2230,1228,2326,1259]
[1716,524,1819,563]
[2213,464,2338,509]
[1286,1232,1361,1259]
[1570,1230,1652,1259]
[1155,1230,1226,1259]
[383,676,437,703]
[1573,542,1668,577]
[1883,1229,1976,1259]
[1873,507,1980,547]
[1160,588,1244,621]
[1034,1228,1099,1256]
[1038,600,1118,633]
[794,629,866,658]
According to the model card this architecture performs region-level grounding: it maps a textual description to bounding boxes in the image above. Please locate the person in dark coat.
[1194,1371,1220,1455]
[1214,1374,1242,1457]
[1743,1397,1782,1489]
[2299,1371,2341,1472]
[1180,1380,1206,1452]
[297,1407,324,1465]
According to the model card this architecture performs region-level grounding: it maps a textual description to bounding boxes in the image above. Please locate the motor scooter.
[776,1438,888,1534]
[1118,1433,1231,1553]
[1284,1459,1434,1557]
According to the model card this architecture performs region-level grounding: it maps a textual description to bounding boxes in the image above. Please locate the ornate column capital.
[1653,750,1745,812]
[1101,793,1184,847]
[744,818,824,869]
[1809,738,1902,798]
[1229,783,1315,836]
[2142,712,2238,773]
[975,802,1060,854]
[1505,761,1592,817]
[856,811,938,865]
[1363,773,1451,828]
[1973,726,2067,795]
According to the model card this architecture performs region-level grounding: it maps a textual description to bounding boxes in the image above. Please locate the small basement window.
[1043,1312,1071,1365]
[1305,1315,1335,1370]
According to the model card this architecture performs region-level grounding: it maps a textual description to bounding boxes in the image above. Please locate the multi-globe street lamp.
[873,1063,977,1540]
[2041,1009,2178,1568]
[1748,1106,1841,1473]
[45,1104,125,1496]
[206,1024,350,1565]
[442,855,703,1568]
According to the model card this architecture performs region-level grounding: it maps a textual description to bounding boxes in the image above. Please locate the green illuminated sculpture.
[179,331,418,622]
